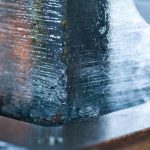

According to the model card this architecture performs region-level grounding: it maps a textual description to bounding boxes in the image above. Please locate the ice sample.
[0,0,150,125]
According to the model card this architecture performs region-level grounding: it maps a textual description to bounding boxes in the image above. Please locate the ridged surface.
[0,0,150,125]
[66,0,150,119]
[0,0,67,125]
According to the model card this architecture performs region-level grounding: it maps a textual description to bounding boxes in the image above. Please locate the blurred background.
[134,0,150,23]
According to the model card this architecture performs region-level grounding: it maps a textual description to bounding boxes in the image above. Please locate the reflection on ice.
[0,0,67,125]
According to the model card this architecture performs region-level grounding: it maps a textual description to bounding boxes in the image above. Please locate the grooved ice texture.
[0,0,150,125]
[0,0,67,125]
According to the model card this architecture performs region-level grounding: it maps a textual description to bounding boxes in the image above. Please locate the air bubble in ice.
[99,26,106,35]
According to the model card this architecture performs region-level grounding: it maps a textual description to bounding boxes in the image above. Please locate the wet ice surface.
[0,0,150,125]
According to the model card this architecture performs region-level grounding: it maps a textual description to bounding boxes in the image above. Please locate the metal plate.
[0,103,150,150]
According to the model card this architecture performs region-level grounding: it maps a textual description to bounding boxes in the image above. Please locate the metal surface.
[0,0,150,125]
[0,103,150,150]
[0,141,27,150]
